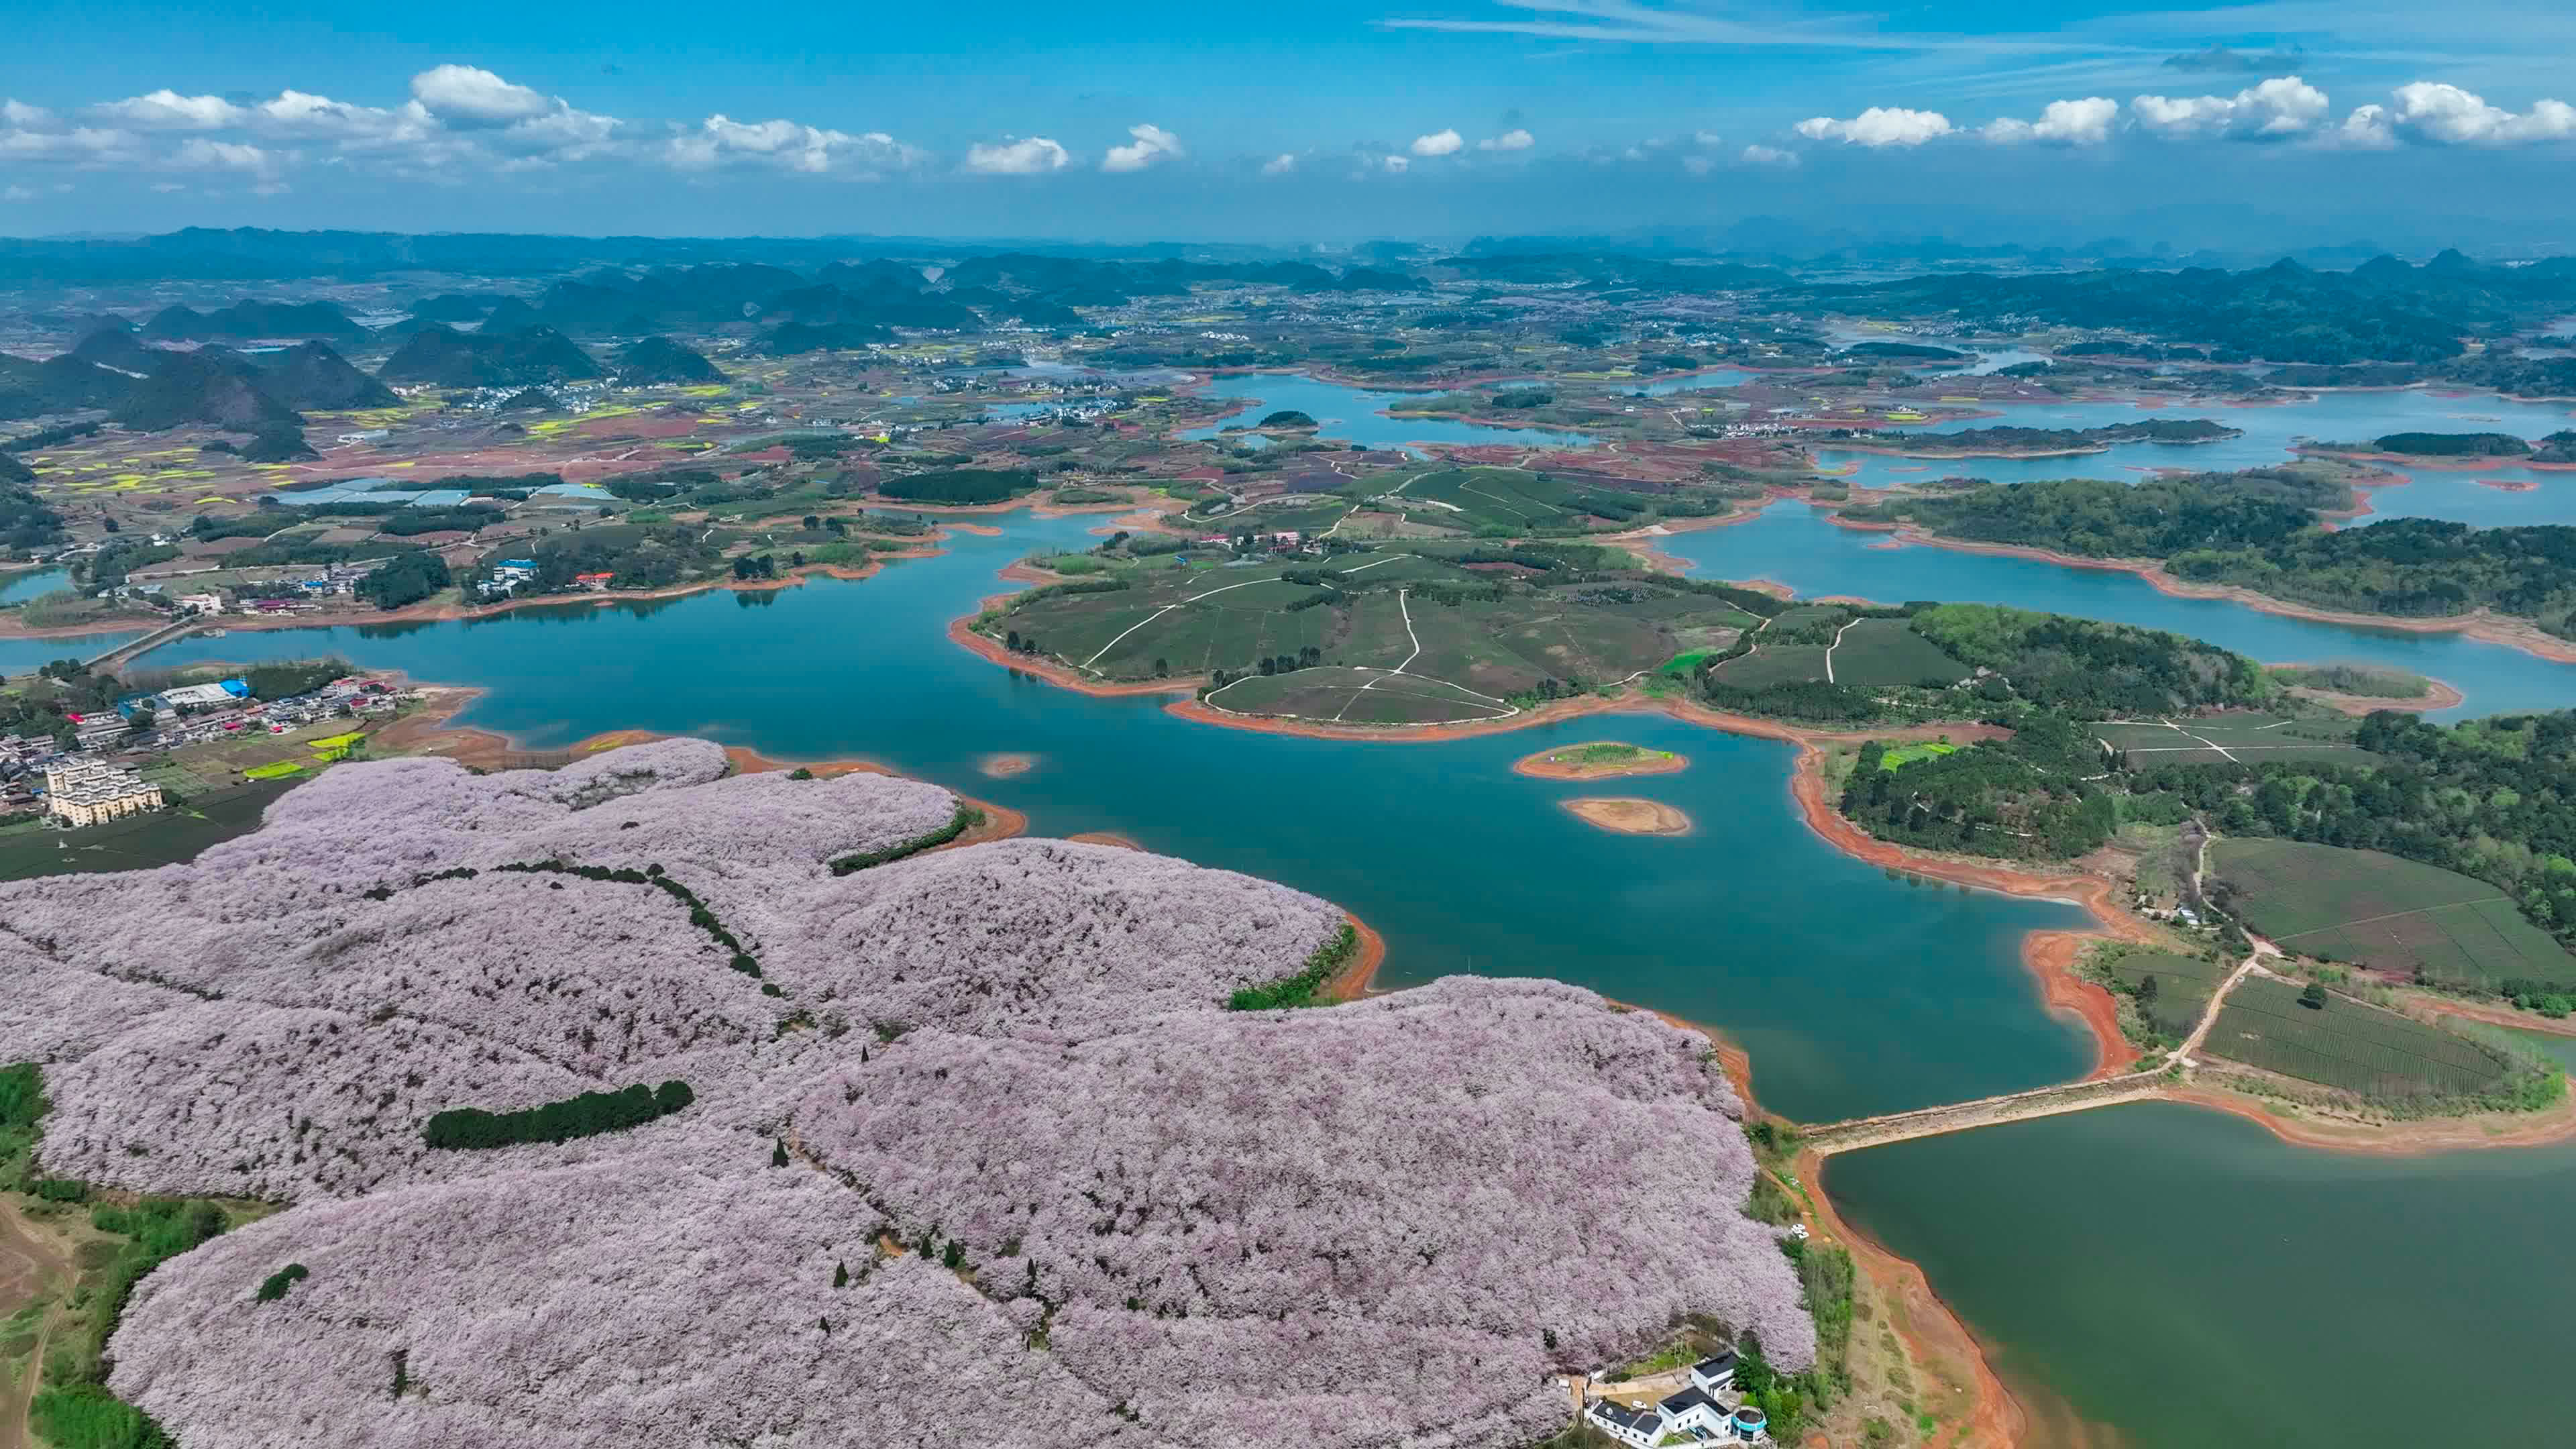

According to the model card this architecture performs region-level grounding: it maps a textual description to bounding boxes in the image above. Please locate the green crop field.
[1379,467,1586,531]
[1876,741,1958,769]
[1203,666,1513,725]
[0,777,301,883]
[2096,947,2229,1038]
[985,543,1762,708]
[1708,643,1831,689]
[2210,839,2576,989]
[2092,714,2369,767]
[1829,618,1971,688]
[2203,975,2513,1099]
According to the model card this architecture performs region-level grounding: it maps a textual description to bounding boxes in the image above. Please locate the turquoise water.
[1825,1104,2576,1448]
[125,512,2576,1445]
[0,568,66,605]
[1817,388,2576,525]
[1179,373,1595,452]
[0,630,147,674]
[0,570,151,672]
[1660,502,2575,720]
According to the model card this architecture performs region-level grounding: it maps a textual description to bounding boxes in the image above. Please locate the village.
[2,663,405,832]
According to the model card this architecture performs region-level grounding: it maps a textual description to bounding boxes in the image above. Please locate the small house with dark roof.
[1580,1398,1665,1448]
[1692,1352,1737,1393]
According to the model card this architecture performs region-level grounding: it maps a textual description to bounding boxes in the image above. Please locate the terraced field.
[981,545,1766,722]
[2093,714,2369,767]
[2210,839,2576,989]
[2203,975,2514,1099]
[1830,617,1973,688]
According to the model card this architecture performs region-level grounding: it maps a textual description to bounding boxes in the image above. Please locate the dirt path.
[0,1200,75,1449]
[2178,955,2261,1062]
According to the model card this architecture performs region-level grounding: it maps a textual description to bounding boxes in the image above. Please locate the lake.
[1658,502,2576,720]
[127,508,2576,1447]
[1815,387,2576,526]
[1179,373,1594,453]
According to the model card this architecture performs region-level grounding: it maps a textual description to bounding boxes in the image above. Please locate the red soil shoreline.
[1510,743,1688,782]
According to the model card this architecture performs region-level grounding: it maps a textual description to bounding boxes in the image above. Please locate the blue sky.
[5,1,2574,243]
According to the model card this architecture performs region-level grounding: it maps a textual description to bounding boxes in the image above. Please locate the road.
[1803,950,2265,1153]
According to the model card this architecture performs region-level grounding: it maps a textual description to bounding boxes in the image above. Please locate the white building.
[44,759,164,828]
[177,592,225,615]
[1582,1354,1766,1446]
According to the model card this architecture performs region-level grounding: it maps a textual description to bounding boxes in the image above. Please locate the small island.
[1515,741,1688,780]
[1255,409,1318,429]
[1562,796,1693,835]
[977,752,1037,777]
[1833,419,2241,459]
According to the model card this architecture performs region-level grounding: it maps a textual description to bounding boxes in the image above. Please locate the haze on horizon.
[5,1,2575,249]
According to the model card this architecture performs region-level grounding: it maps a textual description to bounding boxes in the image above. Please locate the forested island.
[1830,419,2240,457]
[1843,472,2576,639]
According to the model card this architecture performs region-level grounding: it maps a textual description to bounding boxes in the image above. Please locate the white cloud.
[4,100,60,130]
[2131,76,2327,141]
[1739,144,1800,168]
[1102,123,1183,172]
[251,91,402,140]
[1477,127,1534,152]
[2375,83,2576,145]
[1260,152,1297,175]
[1682,154,1715,176]
[964,136,1069,174]
[665,115,922,176]
[1408,128,1463,157]
[409,64,556,127]
[172,138,278,176]
[1983,96,2117,146]
[1692,130,1723,148]
[1382,154,1411,172]
[2332,105,2395,150]
[96,90,245,129]
[1,184,34,202]
[0,125,140,164]
[1794,107,1954,147]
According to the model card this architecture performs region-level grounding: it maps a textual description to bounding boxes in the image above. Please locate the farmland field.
[1708,643,1831,689]
[982,543,1764,708]
[1831,618,1972,688]
[2092,714,2369,767]
[0,777,302,883]
[2094,947,2229,1038]
[1202,666,1513,725]
[1378,467,1586,530]
[2202,975,2514,1099]
[2209,839,2576,989]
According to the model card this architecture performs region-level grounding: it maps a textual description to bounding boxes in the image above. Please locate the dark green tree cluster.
[875,468,1035,504]
[355,551,452,609]
[2131,708,2576,948]
[423,1079,694,1150]
[1840,714,2120,860]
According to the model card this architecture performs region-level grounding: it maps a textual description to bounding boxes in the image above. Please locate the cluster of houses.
[5,673,400,826]
[40,757,164,827]
[478,559,616,600]
[1582,1354,1772,1447]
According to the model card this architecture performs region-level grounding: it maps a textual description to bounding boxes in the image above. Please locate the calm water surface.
[1661,502,2576,720]
[131,511,2571,1446]
[1180,373,1593,452]
[1816,388,2576,525]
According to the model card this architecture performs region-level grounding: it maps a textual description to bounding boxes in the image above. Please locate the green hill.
[113,350,303,431]
[613,335,724,384]
[378,323,604,388]
[255,341,398,411]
